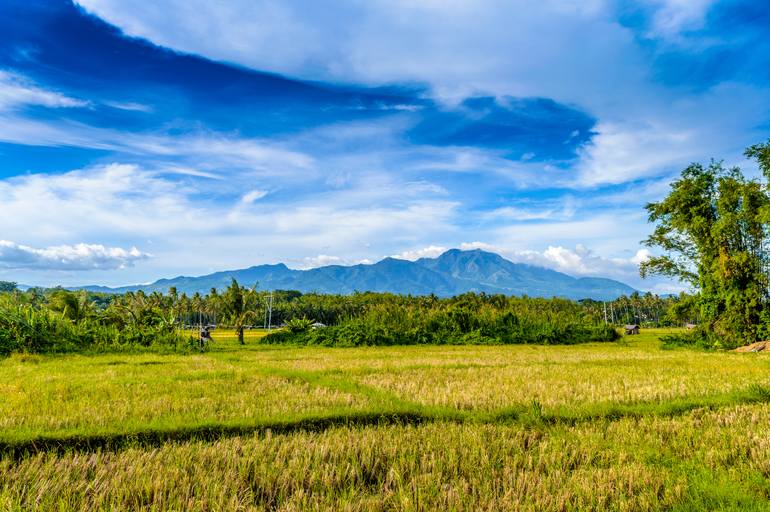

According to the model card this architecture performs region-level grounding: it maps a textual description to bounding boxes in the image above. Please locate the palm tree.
[221,279,257,344]
[47,290,95,322]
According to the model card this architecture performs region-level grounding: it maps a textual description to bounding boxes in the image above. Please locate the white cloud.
[645,0,715,40]
[290,254,376,270]
[391,245,448,261]
[458,241,663,289]
[159,165,223,180]
[75,0,719,113]
[72,0,766,192]
[0,163,459,285]
[649,281,690,295]
[574,121,696,186]
[543,245,595,274]
[0,240,149,270]
[458,241,501,253]
[66,0,770,198]
[296,254,343,269]
[241,189,268,203]
[0,71,88,110]
[573,81,770,186]
[0,163,203,242]
[0,159,675,290]
[482,199,576,221]
[104,101,153,112]
[0,115,315,183]
[630,248,652,265]
[74,0,647,111]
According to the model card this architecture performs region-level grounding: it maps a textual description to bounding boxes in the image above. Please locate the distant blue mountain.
[76,249,636,300]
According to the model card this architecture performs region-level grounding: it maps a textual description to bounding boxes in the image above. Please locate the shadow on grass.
[0,412,429,460]
[3,384,769,460]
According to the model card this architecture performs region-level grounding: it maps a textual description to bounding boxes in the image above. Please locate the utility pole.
[603,302,608,325]
[263,293,268,330]
[198,310,202,349]
[267,291,273,332]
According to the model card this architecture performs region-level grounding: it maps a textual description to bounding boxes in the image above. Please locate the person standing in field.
[199,326,213,348]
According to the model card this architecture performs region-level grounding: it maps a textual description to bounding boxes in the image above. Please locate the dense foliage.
[0,281,17,293]
[181,287,682,331]
[264,293,619,346]
[0,289,187,355]
[641,140,770,348]
[0,283,643,354]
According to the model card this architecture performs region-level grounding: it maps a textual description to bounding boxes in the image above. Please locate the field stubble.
[1,328,770,510]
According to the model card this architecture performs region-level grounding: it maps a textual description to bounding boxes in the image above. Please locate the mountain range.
[76,249,636,300]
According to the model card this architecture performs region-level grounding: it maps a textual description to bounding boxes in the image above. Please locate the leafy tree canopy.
[0,281,17,292]
[641,140,770,346]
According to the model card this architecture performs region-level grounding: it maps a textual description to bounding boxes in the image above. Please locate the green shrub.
[264,294,620,347]
[285,317,315,333]
[660,326,722,350]
[0,295,187,356]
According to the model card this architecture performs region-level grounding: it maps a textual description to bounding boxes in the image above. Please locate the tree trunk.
[238,326,244,345]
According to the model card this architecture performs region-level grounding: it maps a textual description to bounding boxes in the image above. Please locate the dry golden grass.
[356,346,770,410]
[2,329,769,441]
[2,404,769,511]
[2,329,770,510]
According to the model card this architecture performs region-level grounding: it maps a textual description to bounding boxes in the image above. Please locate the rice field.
[2,328,770,510]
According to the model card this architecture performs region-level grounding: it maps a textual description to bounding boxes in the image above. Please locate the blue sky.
[0,0,768,291]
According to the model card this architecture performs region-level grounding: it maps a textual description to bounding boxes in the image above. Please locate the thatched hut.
[624,324,640,335]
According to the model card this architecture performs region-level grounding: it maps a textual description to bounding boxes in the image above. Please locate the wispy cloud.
[104,101,153,112]
[0,162,459,284]
[644,0,716,40]
[73,0,647,110]
[0,115,315,180]
[0,71,88,110]
[240,189,268,204]
[481,199,576,222]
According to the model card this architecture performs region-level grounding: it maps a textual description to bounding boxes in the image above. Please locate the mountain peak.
[433,248,503,261]
[74,248,636,300]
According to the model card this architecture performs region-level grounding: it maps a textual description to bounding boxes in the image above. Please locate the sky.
[0,0,768,291]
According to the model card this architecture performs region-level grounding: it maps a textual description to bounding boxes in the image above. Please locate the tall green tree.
[0,281,17,292]
[641,141,770,347]
[221,279,257,344]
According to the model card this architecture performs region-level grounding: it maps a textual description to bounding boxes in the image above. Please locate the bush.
[264,295,620,347]
[285,317,315,333]
[0,297,188,356]
[660,326,722,350]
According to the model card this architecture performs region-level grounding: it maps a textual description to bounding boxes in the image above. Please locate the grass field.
[2,329,770,510]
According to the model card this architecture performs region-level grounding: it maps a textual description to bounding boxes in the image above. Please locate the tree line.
[4,276,702,354]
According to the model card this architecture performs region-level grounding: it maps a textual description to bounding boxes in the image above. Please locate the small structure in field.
[624,324,640,335]
[685,323,697,330]
[734,340,768,353]
[311,322,327,329]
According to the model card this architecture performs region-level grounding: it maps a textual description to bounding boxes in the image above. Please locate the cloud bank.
[0,240,149,271]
